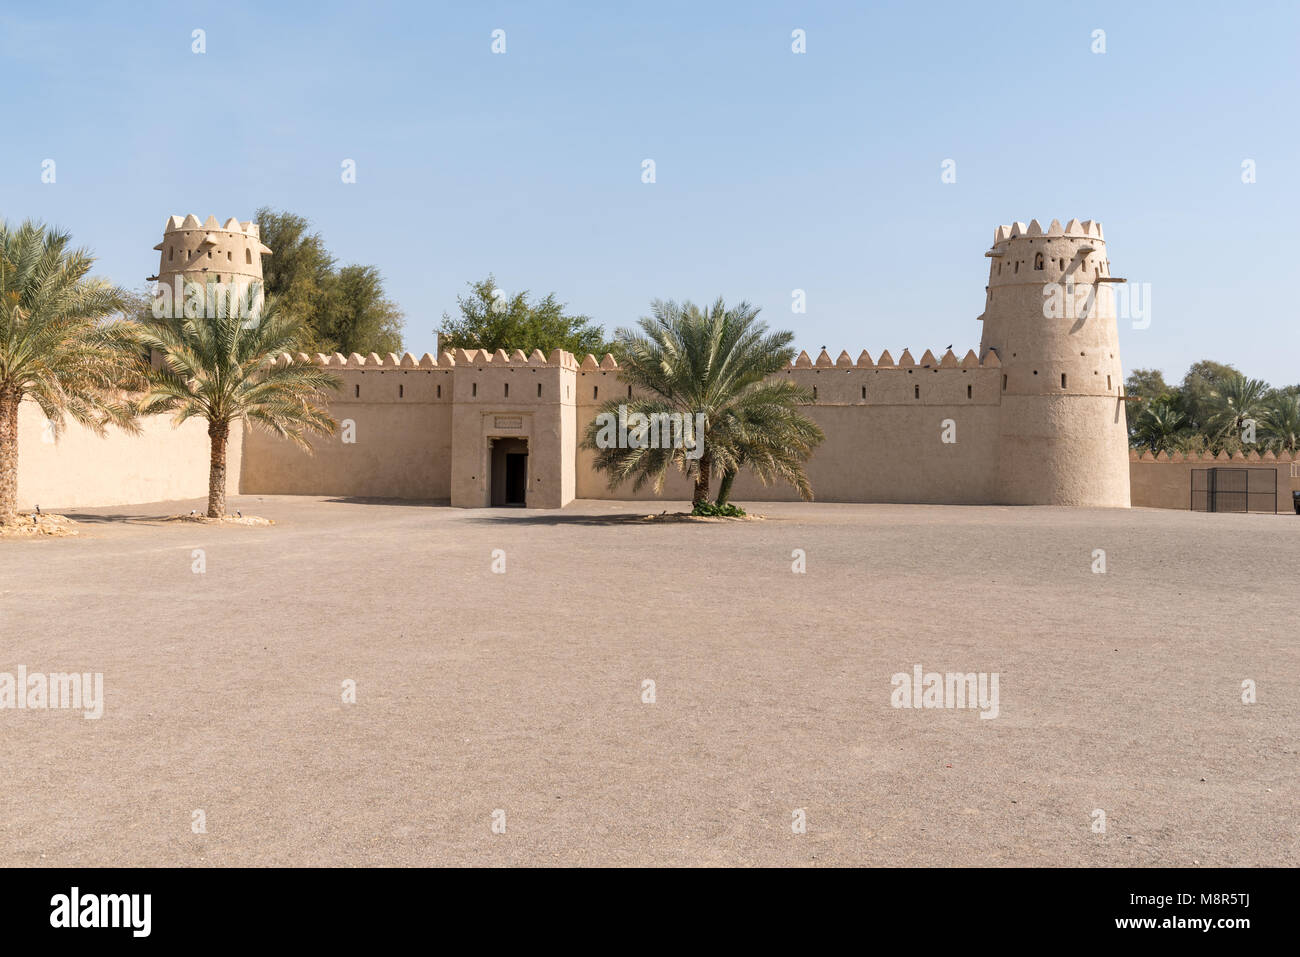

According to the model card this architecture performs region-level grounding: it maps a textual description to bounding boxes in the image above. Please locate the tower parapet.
[152,214,271,289]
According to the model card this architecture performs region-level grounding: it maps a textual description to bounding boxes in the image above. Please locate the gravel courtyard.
[1,496,1295,867]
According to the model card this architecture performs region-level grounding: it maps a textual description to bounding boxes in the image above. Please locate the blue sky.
[3,0,1297,385]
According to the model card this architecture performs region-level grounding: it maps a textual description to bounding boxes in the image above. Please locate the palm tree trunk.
[207,421,229,518]
[715,469,736,507]
[692,452,711,507]
[0,387,20,525]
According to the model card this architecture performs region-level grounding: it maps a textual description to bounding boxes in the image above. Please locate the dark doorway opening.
[490,438,528,507]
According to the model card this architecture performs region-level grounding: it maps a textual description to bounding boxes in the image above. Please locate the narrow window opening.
[437,384,441,398]
[861,386,866,399]
[593,386,598,399]
[1002,375,1007,391]
[168,247,174,262]
[813,386,818,401]
[399,384,404,398]
[207,250,212,258]
[1107,375,1111,390]
[472,382,477,397]
[914,384,920,399]
[1034,252,1044,270]
[246,249,252,264]
[227,250,232,261]
[354,384,360,398]
[537,383,542,397]
[967,384,972,399]
[1061,373,1067,389]
[504,383,509,397]
[1014,261,1019,273]
[627,385,632,398]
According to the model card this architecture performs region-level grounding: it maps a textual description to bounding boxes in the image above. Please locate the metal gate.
[1190,467,1277,513]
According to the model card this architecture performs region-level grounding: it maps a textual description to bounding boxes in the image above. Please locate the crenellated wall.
[1128,449,1299,512]
[17,216,1211,513]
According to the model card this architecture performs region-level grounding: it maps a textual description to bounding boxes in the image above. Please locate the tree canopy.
[255,208,403,356]
[1126,360,1300,454]
[437,275,609,357]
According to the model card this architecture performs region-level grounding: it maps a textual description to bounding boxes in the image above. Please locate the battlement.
[278,348,582,369]
[162,214,266,242]
[1129,448,1295,463]
[786,347,999,370]
[991,218,1104,245]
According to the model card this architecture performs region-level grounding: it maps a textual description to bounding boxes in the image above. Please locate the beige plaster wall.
[240,366,455,501]
[1129,451,1297,513]
[573,363,1005,503]
[16,399,235,510]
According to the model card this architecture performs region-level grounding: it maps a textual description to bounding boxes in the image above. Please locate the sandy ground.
[0,495,1296,867]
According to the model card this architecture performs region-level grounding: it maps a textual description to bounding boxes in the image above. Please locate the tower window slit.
[914,384,920,399]
[967,384,972,399]
[437,384,441,398]
[472,383,477,397]
[1061,373,1067,388]
[593,386,598,399]
[504,383,509,397]
[537,383,542,397]
[1002,375,1007,391]
[399,384,404,398]
[354,384,360,398]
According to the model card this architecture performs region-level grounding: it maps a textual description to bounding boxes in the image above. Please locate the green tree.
[1261,393,1300,453]
[582,298,824,507]
[320,265,403,355]
[254,208,404,355]
[1125,368,1172,403]
[136,291,339,518]
[1204,373,1270,441]
[1180,360,1239,432]
[438,275,608,356]
[0,219,138,524]
[1131,400,1187,455]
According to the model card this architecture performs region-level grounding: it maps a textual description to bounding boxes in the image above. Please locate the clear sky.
[3,0,1297,385]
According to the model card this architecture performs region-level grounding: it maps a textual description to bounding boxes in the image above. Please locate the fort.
[11,216,1296,511]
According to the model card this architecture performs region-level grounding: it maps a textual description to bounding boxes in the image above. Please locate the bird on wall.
[946,344,952,350]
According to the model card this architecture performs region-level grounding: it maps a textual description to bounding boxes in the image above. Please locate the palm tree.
[136,284,339,518]
[1261,393,1300,453]
[0,219,138,525]
[1205,374,1269,441]
[582,298,824,507]
[1131,399,1187,455]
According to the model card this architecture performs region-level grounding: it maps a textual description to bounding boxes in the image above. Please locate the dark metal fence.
[1190,467,1277,513]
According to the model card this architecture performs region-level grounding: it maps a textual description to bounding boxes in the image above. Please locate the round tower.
[151,214,271,289]
[978,218,1130,506]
